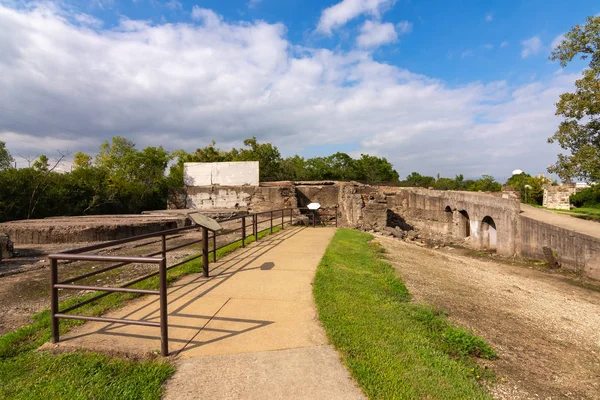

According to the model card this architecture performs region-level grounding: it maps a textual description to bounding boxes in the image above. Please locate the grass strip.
[0,225,282,399]
[313,229,497,400]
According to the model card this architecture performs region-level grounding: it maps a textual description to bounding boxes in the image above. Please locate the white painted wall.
[184,162,259,186]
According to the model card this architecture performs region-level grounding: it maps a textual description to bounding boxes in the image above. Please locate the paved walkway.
[520,204,600,239]
[56,226,364,399]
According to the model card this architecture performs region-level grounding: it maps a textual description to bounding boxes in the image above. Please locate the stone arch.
[444,205,453,222]
[480,216,497,249]
[458,210,470,237]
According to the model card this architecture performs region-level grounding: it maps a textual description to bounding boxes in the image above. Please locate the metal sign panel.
[188,213,224,231]
[307,202,321,210]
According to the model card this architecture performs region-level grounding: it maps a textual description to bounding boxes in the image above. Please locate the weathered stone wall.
[0,233,14,260]
[517,216,600,279]
[295,183,339,208]
[181,184,297,212]
[0,216,187,245]
[364,187,521,256]
[543,184,576,210]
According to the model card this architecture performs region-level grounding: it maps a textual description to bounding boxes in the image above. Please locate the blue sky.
[0,0,598,180]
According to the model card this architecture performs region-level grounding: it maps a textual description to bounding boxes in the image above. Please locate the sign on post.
[307,202,321,210]
[188,212,224,231]
[188,213,223,278]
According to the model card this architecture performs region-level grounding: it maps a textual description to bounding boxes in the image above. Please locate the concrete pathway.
[520,204,600,239]
[56,226,365,399]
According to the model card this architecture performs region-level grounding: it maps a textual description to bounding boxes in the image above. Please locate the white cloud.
[165,0,182,10]
[500,40,508,48]
[74,12,103,28]
[190,6,225,28]
[248,0,262,9]
[483,43,494,50]
[521,36,542,58]
[356,20,397,47]
[485,12,493,22]
[551,33,565,50]
[396,20,412,34]
[316,0,395,34]
[461,50,473,58]
[0,3,575,178]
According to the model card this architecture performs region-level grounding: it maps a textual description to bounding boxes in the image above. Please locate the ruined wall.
[542,184,576,210]
[517,216,600,280]
[0,216,186,245]
[364,187,521,256]
[181,184,297,212]
[337,183,388,230]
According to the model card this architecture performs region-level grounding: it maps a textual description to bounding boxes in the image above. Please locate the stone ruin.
[543,184,577,210]
[0,233,14,261]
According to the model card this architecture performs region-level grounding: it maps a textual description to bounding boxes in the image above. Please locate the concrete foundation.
[0,214,189,245]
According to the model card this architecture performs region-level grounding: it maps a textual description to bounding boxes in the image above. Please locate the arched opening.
[458,210,470,237]
[480,216,497,249]
[444,206,453,223]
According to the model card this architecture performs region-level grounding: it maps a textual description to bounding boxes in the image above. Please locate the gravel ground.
[376,235,600,400]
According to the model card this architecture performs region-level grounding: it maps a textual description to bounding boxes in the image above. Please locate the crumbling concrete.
[543,184,576,210]
[0,233,14,260]
[172,184,297,212]
[0,214,190,245]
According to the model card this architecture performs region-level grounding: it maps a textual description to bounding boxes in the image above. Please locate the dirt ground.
[376,235,600,400]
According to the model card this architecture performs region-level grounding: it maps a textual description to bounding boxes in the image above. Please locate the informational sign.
[307,202,321,210]
[188,212,224,231]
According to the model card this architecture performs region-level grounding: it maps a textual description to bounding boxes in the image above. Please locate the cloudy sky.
[0,0,597,180]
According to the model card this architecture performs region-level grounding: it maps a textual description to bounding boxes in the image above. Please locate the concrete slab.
[180,298,326,357]
[163,346,365,400]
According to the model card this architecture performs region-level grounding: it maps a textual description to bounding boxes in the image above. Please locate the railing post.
[50,258,59,343]
[242,216,246,248]
[270,211,273,234]
[212,231,217,262]
[159,257,169,356]
[161,234,167,259]
[290,208,293,226]
[202,227,209,278]
[254,214,258,242]
[335,206,338,227]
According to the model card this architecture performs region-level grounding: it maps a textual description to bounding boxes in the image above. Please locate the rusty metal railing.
[47,206,338,356]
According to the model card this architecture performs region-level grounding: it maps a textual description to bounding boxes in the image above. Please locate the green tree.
[468,175,502,192]
[72,152,92,169]
[548,15,600,182]
[232,137,282,181]
[279,155,308,181]
[0,141,13,170]
[32,154,50,172]
[505,172,545,205]
[401,172,436,187]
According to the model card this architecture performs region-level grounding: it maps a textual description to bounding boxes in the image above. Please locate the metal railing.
[48,207,338,356]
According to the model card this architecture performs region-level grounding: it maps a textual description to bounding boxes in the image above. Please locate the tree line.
[0,136,568,223]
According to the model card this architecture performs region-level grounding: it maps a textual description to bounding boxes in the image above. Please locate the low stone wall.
[517,216,600,279]
[0,215,188,245]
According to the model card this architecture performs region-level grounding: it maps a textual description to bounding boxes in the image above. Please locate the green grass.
[313,229,497,400]
[0,226,282,400]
